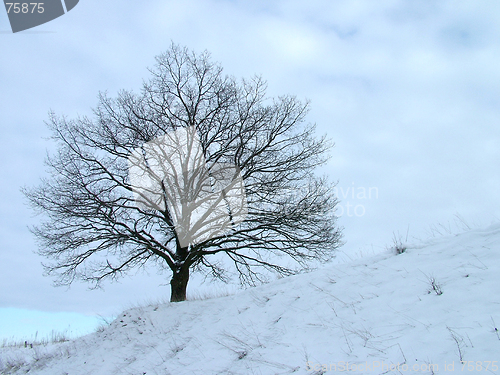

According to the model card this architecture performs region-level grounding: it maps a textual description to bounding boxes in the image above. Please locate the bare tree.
[23,44,342,302]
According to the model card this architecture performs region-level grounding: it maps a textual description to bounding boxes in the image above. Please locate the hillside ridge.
[2,224,499,374]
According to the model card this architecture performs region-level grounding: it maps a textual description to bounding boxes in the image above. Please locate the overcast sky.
[2,0,500,340]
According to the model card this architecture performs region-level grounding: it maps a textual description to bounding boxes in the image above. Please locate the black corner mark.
[64,0,78,12]
[3,0,79,33]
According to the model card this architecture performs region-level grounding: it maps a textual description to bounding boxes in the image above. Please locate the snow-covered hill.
[2,224,500,374]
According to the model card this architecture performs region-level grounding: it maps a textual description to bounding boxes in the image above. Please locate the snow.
[2,224,500,374]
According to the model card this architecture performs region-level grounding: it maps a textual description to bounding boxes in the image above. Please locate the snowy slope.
[2,224,500,375]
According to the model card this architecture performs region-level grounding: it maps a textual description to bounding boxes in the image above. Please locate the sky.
[1,0,500,340]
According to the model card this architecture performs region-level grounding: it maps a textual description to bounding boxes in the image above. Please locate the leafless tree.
[23,44,342,302]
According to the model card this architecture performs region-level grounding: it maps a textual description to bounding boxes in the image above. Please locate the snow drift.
[2,224,500,374]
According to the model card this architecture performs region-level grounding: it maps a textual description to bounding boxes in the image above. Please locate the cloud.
[2,0,500,338]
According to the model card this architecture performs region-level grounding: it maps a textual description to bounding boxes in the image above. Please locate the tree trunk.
[170,265,189,302]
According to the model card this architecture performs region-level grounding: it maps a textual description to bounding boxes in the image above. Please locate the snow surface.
[1,224,499,374]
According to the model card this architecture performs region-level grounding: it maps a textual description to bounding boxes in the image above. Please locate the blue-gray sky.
[2,0,500,340]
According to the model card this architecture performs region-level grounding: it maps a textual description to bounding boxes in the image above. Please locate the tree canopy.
[24,44,342,302]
